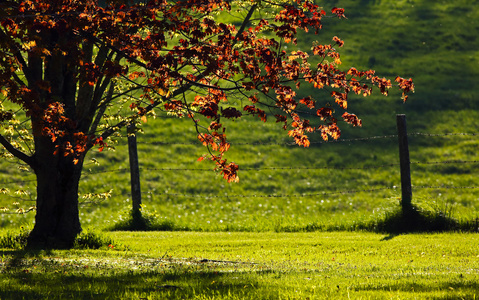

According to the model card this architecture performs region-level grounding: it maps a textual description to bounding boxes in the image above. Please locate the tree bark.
[26,135,84,249]
[23,26,85,249]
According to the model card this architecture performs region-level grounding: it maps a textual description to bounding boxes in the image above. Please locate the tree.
[0,0,414,248]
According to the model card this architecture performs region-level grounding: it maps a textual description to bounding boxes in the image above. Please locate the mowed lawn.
[1,231,478,299]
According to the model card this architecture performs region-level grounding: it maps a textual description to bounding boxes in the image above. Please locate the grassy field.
[1,0,478,298]
[5,113,478,232]
[1,0,478,231]
[1,231,479,299]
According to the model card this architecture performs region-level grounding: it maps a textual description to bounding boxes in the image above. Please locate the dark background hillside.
[300,0,479,136]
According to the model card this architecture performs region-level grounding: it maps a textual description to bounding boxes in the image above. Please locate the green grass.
[1,1,479,298]
[1,231,479,299]
[1,0,479,231]
[1,112,478,231]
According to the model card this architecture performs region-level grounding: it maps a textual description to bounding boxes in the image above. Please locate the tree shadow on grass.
[0,250,264,299]
[354,279,479,299]
[1,249,54,268]
[1,273,250,299]
[379,234,397,241]
[109,209,190,231]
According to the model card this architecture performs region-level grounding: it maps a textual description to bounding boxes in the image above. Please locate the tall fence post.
[127,122,142,217]
[396,114,412,212]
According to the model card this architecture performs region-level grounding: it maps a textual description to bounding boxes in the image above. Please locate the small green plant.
[0,226,30,249]
[109,206,183,231]
[0,227,117,250]
[427,198,457,220]
[74,230,116,250]
[372,204,460,233]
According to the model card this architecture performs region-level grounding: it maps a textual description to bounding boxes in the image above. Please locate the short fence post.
[127,122,142,217]
[396,114,412,212]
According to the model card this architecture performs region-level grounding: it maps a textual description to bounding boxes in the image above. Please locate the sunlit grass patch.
[3,231,478,299]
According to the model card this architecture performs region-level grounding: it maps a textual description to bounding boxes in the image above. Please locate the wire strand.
[157,187,396,199]
[136,132,478,146]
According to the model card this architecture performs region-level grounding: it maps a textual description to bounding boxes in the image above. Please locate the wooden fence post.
[396,114,412,212]
[127,122,142,217]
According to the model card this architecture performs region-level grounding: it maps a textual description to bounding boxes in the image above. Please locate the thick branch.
[0,134,33,167]
[11,71,27,87]
[90,53,121,112]
[76,41,97,122]
[88,82,115,137]
[235,4,258,40]
[0,27,34,85]
[77,30,149,70]
[87,4,261,143]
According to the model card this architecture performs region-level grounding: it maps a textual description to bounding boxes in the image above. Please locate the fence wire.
[136,132,478,146]
[412,160,479,166]
[78,159,478,175]
[3,157,478,183]
[1,131,478,211]
[156,187,396,199]
[141,185,479,200]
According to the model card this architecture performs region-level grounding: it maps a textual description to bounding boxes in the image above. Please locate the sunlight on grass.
[1,231,478,299]
[1,0,479,298]
[1,0,479,232]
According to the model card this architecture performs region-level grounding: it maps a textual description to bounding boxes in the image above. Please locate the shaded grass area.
[372,205,477,234]
[1,231,479,299]
[0,228,115,250]
[109,202,479,234]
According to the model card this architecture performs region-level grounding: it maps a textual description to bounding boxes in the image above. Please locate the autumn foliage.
[0,0,414,183]
[0,0,416,248]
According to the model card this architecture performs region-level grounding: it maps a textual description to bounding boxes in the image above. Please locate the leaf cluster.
[0,0,413,182]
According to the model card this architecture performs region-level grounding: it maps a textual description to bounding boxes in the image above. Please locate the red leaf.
[342,112,362,127]
[332,36,344,47]
[331,7,347,19]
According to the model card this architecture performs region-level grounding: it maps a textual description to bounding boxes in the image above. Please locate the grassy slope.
[1,231,478,299]
[1,0,479,230]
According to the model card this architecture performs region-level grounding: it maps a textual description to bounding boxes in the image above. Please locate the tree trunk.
[26,135,84,249]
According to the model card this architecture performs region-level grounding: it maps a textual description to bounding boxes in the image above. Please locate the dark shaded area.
[372,205,477,234]
[305,0,479,114]
[379,234,397,241]
[270,202,479,234]
[109,209,189,231]
[0,250,261,300]
[2,247,478,299]
[0,229,116,250]
[355,277,479,297]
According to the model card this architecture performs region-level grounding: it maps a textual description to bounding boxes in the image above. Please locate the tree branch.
[234,4,258,41]
[87,4,261,144]
[88,82,115,137]
[0,134,33,167]
[0,27,36,86]
[11,71,27,87]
